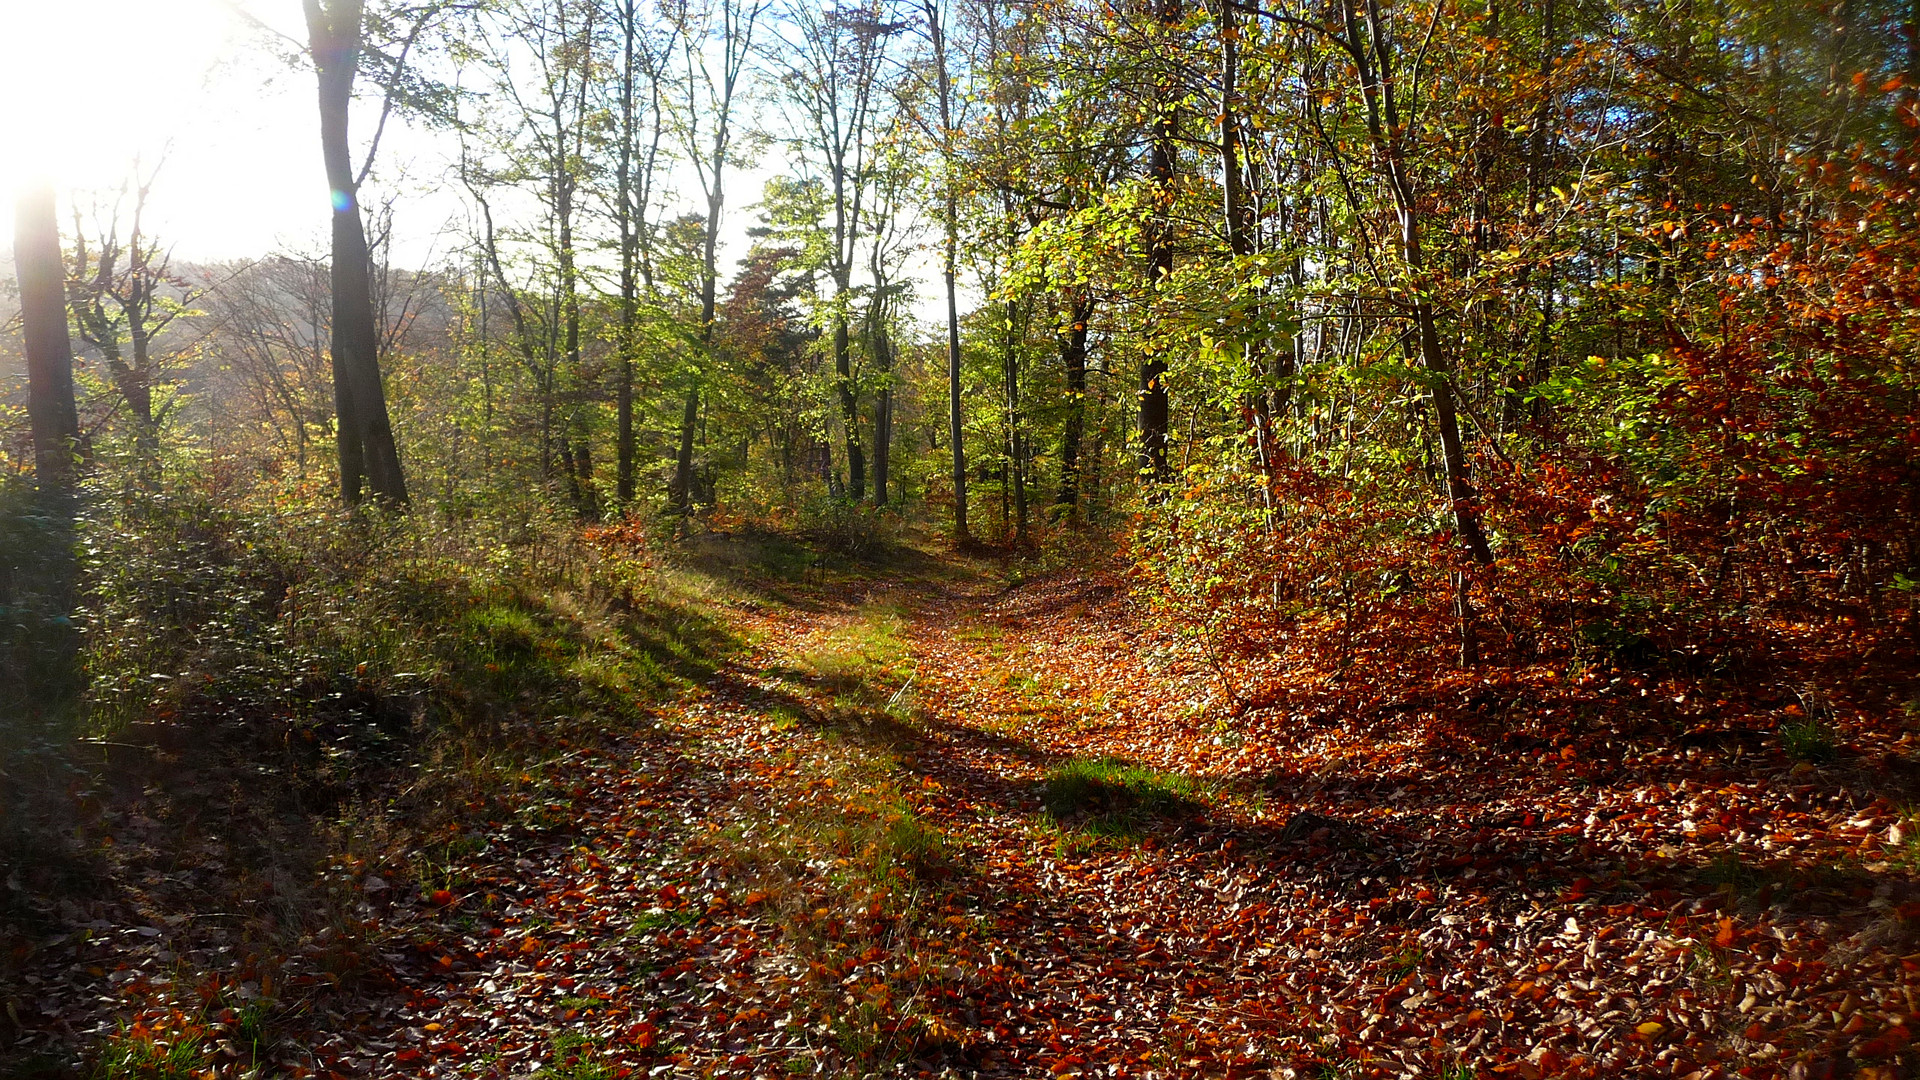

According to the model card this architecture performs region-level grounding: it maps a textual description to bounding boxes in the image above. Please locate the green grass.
[533,1030,617,1080]
[91,1031,204,1080]
[789,601,917,725]
[1041,757,1202,838]
[1780,716,1837,762]
[625,906,703,935]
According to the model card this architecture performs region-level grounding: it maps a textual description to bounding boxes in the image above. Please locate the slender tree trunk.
[946,247,968,538]
[674,193,722,514]
[1004,298,1027,539]
[559,178,593,515]
[1140,0,1178,487]
[615,0,640,506]
[834,310,866,501]
[1055,288,1092,512]
[925,0,969,543]
[675,1,755,517]
[872,315,893,508]
[14,189,81,493]
[306,0,407,507]
[1218,0,1287,483]
[1346,0,1490,566]
[1519,0,1557,423]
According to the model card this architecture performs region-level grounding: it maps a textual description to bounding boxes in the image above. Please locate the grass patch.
[1779,716,1837,762]
[534,1030,617,1080]
[91,1027,205,1080]
[1042,757,1202,838]
[625,906,703,935]
[789,602,917,725]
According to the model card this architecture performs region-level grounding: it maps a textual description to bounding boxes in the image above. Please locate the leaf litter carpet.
[13,553,1920,1079]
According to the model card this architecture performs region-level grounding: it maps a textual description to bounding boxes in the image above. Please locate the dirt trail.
[105,538,1904,1079]
[271,548,1290,1080]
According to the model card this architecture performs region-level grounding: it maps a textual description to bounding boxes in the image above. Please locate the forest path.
[297,532,1879,1080]
[324,537,1299,1080]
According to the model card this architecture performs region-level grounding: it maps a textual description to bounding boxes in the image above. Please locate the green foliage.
[0,476,81,729]
[1042,757,1200,838]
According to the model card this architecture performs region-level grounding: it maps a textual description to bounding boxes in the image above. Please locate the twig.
[884,672,917,712]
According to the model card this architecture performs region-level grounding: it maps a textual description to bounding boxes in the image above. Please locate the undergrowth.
[0,474,743,1076]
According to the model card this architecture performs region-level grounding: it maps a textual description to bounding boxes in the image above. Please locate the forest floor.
[8,529,1920,1079]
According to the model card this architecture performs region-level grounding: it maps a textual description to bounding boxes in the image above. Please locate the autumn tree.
[303,0,418,506]
[66,166,205,459]
[671,0,766,516]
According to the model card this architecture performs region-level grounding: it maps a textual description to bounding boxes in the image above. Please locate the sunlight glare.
[0,0,326,259]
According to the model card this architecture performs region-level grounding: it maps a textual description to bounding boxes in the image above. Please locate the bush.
[799,493,891,561]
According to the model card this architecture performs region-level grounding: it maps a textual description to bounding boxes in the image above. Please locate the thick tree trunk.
[14,189,81,492]
[306,0,407,507]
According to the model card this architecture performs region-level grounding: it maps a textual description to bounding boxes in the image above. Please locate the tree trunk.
[673,389,699,512]
[676,0,756,518]
[872,317,893,508]
[926,0,969,543]
[14,189,81,492]
[615,0,641,506]
[306,0,407,507]
[1347,0,1491,566]
[1140,0,1178,488]
[1055,288,1092,512]
[834,312,866,501]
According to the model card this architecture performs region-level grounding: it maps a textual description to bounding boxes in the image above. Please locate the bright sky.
[0,0,952,317]
[0,0,468,267]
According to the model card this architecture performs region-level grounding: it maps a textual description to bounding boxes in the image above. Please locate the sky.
[0,0,479,267]
[0,1,765,270]
[0,0,954,324]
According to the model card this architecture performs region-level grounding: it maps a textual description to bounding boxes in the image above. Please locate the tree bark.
[14,189,81,492]
[1140,0,1178,488]
[306,0,408,507]
[1003,297,1027,540]
[675,0,757,518]
[1055,288,1093,512]
[834,313,867,501]
[872,310,894,508]
[615,0,642,506]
